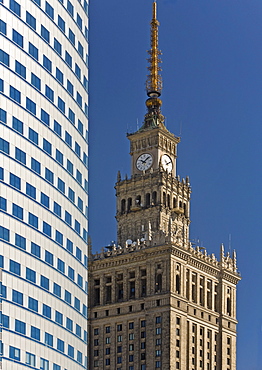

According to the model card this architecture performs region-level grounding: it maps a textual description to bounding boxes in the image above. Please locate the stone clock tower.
[115,3,190,249]
[88,4,241,370]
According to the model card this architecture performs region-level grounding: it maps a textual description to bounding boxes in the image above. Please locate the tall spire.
[146,1,163,97]
[140,1,165,132]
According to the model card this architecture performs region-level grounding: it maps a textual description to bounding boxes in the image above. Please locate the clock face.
[136,153,153,171]
[161,154,173,173]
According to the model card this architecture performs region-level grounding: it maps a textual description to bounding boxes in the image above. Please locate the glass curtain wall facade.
[0,0,89,368]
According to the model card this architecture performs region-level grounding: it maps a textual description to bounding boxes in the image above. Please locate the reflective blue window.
[83,76,88,91]
[76,170,82,185]
[43,55,52,72]
[45,168,54,184]
[84,0,88,13]
[41,192,50,208]
[65,131,72,147]
[84,255,88,267]
[56,231,63,246]
[31,326,40,340]
[68,188,75,202]
[0,20,6,35]
[53,283,61,297]
[45,85,54,102]
[28,297,38,312]
[12,289,23,305]
[57,178,65,193]
[26,97,36,115]
[57,258,65,272]
[0,109,6,123]
[41,275,49,290]
[31,73,41,90]
[15,61,26,78]
[12,117,23,133]
[58,97,65,113]
[10,260,21,275]
[65,211,72,226]
[10,173,21,190]
[41,109,50,126]
[68,345,74,359]
[77,13,82,30]
[67,79,74,96]
[45,250,53,265]
[0,197,6,211]
[0,138,9,154]
[2,314,9,328]
[78,42,83,58]
[66,238,73,253]
[33,0,41,5]
[83,304,87,317]
[12,203,23,220]
[26,268,36,283]
[54,120,62,136]
[12,29,23,47]
[43,139,52,155]
[65,51,72,68]
[15,147,26,164]
[85,103,89,116]
[28,212,38,228]
[31,158,41,174]
[29,128,38,144]
[54,202,61,217]
[1,284,7,298]
[29,42,38,60]
[56,149,63,165]
[67,159,73,175]
[41,25,50,43]
[75,63,81,79]
[26,11,36,30]
[67,0,74,16]
[68,108,75,124]
[45,2,54,19]
[77,351,83,364]
[84,26,88,40]
[55,311,63,325]
[68,29,75,45]
[76,248,82,262]
[9,346,20,361]
[58,15,65,32]
[83,152,88,166]
[68,266,74,280]
[15,319,26,334]
[15,234,26,249]
[54,38,62,55]
[45,332,53,347]
[66,317,73,331]
[64,290,71,304]
[10,85,21,103]
[26,183,36,199]
[84,330,87,343]
[78,119,84,135]
[76,324,81,338]
[83,228,88,242]
[77,274,83,288]
[75,142,81,157]
[31,242,41,257]
[10,0,21,16]
[57,338,64,352]
[56,68,64,84]
[0,49,9,66]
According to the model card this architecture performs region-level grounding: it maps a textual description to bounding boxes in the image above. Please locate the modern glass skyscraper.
[0,0,89,368]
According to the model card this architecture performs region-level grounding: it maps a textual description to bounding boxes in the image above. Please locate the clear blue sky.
[89,0,262,367]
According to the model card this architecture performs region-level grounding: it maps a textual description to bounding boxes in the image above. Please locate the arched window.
[183,203,187,214]
[227,297,231,316]
[155,274,162,292]
[127,198,132,211]
[121,199,126,213]
[135,195,141,205]
[163,192,166,206]
[176,275,180,294]
[167,194,170,208]
[173,197,177,208]
[179,200,182,208]
[145,193,150,207]
[152,191,157,205]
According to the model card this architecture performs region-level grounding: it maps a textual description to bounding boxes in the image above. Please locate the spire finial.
[146,1,162,97]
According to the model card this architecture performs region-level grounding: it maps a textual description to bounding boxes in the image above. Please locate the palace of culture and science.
[88,2,241,370]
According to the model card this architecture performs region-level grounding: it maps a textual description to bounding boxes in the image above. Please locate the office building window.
[67,0,74,16]
[29,128,38,144]
[41,109,50,126]
[31,326,40,341]
[45,332,53,347]
[57,339,64,352]
[28,297,38,312]
[68,188,75,202]
[67,160,73,174]
[12,289,23,305]
[43,55,52,72]
[67,79,74,95]
[26,183,36,198]
[31,242,41,257]
[66,317,73,331]
[41,25,50,43]
[53,283,61,297]
[45,85,54,102]
[10,0,21,16]
[68,108,75,124]
[65,51,72,67]
[26,11,36,29]
[58,15,65,32]
[54,202,61,217]
[56,149,63,165]
[9,346,20,361]
[10,260,21,275]
[55,311,63,325]
[29,42,38,60]
[26,268,36,283]
[0,49,9,66]
[31,158,41,174]
[41,275,49,290]
[58,97,65,113]
[68,28,75,45]
[43,139,52,154]
[26,98,36,115]
[40,358,49,370]
[10,173,21,190]
[45,2,54,19]
[12,29,23,47]
[54,120,62,136]
[43,304,51,319]
[45,168,54,184]
[77,13,82,30]
[54,38,62,55]
[10,85,21,103]
[45,250,53,265]
[15,234,26,249]
[56,231,63,246]
[26,352,36,366]
[15,61,26,78]
[57,258,65,272]
[12,117,23,133]
[56,68,64,84]
[15,319,26,334]
[57,178,65,193]
[12,203,23,220]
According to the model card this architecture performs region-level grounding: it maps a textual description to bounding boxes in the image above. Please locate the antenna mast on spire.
[146,1,163,97]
